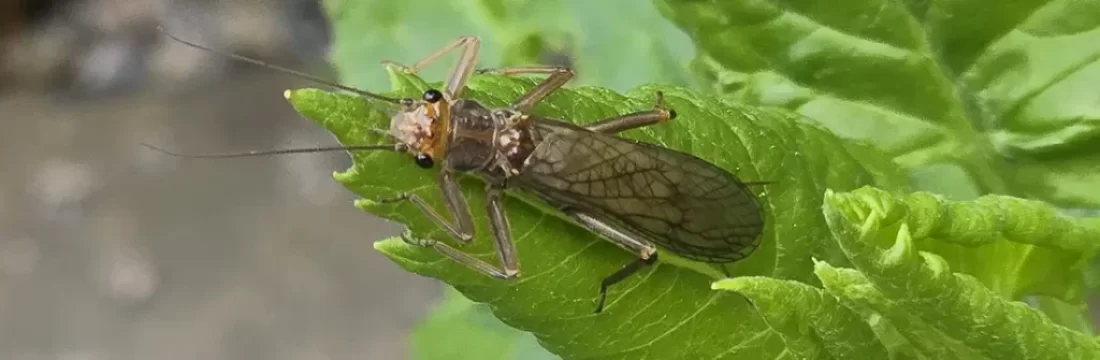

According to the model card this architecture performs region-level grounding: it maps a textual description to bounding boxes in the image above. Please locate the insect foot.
[399,229,437,247]
[380,60,416,74]
[375,193,410,204]
[652,91,678,122]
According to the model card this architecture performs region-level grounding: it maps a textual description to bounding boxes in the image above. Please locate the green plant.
[292,0,1100,358]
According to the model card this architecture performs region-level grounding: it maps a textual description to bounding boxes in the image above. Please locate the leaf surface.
[713,276,890,359]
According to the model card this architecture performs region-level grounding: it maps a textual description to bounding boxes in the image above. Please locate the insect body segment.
[387,89,452,168]
[154,30,766,314]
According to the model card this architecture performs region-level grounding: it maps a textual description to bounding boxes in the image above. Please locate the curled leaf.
[822,187,1100,360]
[826,186,1100,301]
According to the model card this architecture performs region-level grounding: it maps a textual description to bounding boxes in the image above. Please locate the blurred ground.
[0,1,439,359]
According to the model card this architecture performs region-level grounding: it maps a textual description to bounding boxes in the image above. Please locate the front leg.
[378,168,475,243]
[476,66,575,113]
[381,36,482,99]
[382,170,521,279]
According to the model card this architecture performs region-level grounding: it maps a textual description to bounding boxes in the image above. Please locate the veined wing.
[514,127,764,263]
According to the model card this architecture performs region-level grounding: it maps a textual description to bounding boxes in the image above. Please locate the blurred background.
[0,0,441,359]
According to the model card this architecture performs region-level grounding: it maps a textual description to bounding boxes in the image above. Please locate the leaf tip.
[333,169,355,185]
[373,236,430,265]
[882,223,914,266]
[354,197,388,212]
[352,198,378,212]
[918,251,950,278]
[711,278,739,291]
[372,236,403,253]
[711,276,772,294]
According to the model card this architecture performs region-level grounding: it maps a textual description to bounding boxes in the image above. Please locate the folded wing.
[515,129,764,263]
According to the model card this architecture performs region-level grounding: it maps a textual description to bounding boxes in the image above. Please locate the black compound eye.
[423,89,444,103]
[414,154,434,169]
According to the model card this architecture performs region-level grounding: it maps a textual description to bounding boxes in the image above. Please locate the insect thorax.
[445,100,537,179]
[441,99,499,173]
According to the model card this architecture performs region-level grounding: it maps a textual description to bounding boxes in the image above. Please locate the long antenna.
[141,142,398,159]
[157,25,402,104]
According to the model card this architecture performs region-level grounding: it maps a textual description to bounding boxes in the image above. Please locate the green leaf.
[323,0,696,93]
[411,286,557,360]
[1033,296,1098,338]
[712,276,890,359]
[814,263,989,360]
[820,186,1100,359]
[284,68,906,358]
[655,0,1100,208]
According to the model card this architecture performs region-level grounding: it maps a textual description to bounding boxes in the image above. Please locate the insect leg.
[396,183,521,279]
[403,234,519,279]
[481,68,677,134]
[484,184,520,277]
[377,168,475,243]
[381,36,481,99]
[564,209,659,313]
[594,256,658,313]
[584,91,677,134]
[476,66,575,113]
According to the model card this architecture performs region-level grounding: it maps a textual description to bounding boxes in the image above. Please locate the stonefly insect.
[147,29,767,313]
